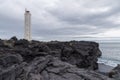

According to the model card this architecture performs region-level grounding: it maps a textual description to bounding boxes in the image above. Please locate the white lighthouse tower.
[24,9,31,41]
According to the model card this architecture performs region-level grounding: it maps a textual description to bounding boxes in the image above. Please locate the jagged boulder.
[10,36,18,41]
[108,64,120,80]
[14,39,30,47]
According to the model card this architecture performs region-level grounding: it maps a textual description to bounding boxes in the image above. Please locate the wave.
[98,58,120,67]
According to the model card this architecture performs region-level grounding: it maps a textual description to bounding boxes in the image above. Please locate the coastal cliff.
[0,37,114,80]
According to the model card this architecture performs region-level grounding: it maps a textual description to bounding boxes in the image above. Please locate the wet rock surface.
[0,37,114,80]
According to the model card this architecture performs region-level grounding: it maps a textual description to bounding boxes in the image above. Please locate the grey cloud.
[0,0,120,40]
[48,0,120,29]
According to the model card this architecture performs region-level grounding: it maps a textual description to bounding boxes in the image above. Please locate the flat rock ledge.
[0,37,115,80]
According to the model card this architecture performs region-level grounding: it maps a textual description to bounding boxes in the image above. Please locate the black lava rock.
[0,37,114,80]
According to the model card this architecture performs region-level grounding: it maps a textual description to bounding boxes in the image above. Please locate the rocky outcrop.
[108,64,120,80]
[0,37,113,80]
[46,41,101,70]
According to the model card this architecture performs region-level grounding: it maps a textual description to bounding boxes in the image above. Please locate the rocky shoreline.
[0,37,119,80]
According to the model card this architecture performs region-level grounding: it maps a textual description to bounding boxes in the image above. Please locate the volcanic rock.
[0,37,114,80]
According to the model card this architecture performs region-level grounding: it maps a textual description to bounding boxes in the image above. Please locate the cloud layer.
[0,0,120,40]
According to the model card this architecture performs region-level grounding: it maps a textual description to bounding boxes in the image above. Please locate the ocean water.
[98,42,120,67]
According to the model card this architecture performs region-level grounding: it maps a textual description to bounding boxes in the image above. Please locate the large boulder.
[108,64,120,80]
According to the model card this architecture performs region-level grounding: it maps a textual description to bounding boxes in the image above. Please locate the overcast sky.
[0,0,120,41]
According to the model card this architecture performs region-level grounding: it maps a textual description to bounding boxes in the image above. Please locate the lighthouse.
[24,9,31,41]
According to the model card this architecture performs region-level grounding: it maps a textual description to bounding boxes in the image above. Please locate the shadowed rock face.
[46,41,101,70]
[108,64,120,80]
[0,37,114,80]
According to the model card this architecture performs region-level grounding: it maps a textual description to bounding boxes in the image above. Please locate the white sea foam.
[98,58,119,67]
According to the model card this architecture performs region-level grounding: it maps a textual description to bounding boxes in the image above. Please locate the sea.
[98,42,120,67]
